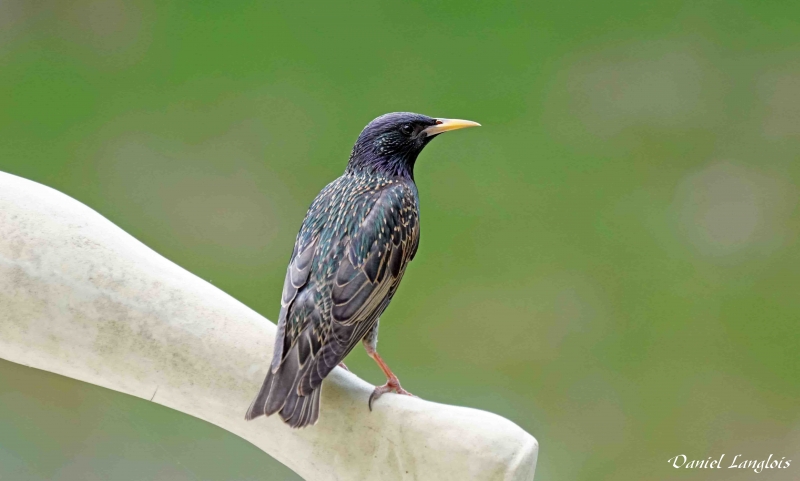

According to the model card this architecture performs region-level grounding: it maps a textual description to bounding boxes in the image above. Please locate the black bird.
[245,112,480,428]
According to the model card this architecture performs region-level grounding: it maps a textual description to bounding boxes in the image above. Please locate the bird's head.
[346,112,480,178]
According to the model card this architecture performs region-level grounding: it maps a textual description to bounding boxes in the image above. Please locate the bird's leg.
[362,320,414,410]
[365,347,414,410]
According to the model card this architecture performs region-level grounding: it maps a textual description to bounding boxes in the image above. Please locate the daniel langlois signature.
[668,454,792,473]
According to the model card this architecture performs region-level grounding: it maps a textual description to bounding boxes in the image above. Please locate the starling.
[245,112,480,428]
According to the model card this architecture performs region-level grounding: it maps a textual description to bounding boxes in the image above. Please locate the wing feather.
[250,180,419,427]
[300,183,418,391]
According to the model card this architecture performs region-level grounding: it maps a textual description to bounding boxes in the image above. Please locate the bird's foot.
[368,378,415,411]
[338,362,350,371]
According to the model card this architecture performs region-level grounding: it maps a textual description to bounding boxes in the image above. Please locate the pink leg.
[363,343,415,410]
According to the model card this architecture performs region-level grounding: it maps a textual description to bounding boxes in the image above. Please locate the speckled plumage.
[246,112,470,428]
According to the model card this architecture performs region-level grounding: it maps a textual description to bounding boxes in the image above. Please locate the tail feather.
[280,384,300,419]
[308,387,321,424]
[245,347,322,428]
[281,387,321,427]
[245,368,276,421]
[266,349,300,415]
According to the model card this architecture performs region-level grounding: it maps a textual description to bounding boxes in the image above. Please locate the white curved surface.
[0,171,538,481]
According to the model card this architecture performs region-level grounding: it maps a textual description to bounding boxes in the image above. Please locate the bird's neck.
[345,150,417,180]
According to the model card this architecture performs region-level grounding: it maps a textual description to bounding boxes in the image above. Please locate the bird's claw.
[368,379,415,411]
[338,362,349,371]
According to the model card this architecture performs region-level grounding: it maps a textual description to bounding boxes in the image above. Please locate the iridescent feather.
[245,113,434,427]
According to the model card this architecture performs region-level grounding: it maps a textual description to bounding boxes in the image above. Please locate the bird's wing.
[289,182,420,397]
[256,181,418,422]
[332,182,419,329]
[270,234,317,372]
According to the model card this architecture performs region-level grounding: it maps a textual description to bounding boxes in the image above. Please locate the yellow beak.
[422,118,481,137]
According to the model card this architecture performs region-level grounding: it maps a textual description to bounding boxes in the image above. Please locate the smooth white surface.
[0,171,538,481]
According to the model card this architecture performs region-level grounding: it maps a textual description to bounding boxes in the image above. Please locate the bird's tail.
[245,356,322,428]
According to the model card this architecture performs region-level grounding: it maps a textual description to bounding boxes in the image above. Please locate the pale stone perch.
[0,171,538,480]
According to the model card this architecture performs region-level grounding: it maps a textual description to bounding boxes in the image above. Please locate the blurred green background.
[1,0,799,479]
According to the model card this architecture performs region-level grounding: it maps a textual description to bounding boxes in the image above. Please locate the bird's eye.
[400,124,414,136]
